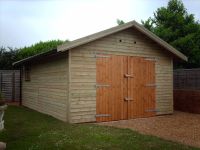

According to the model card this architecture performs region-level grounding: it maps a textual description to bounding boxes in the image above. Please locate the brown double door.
[96,55,156,122]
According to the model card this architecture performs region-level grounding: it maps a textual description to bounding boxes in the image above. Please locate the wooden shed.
[13,21,187,123]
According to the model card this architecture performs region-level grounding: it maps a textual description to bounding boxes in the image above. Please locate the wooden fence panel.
[0,70,20,101]
[174,89,200,114]
[174,69,200,114]
[174,69,200,90]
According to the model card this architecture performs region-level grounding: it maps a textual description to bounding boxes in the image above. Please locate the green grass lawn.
[0,106,199,150]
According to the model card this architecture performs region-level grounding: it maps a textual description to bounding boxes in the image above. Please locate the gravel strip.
[98,111,200,148]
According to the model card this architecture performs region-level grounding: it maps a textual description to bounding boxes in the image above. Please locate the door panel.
[128,57,144,119]
[96,55,127,122]
[128,57,156,119]
[143,59,156,117]
[96,55,155,122]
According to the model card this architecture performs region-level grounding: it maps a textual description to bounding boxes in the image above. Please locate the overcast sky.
[0,0,199,48]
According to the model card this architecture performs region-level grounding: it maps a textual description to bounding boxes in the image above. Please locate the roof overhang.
[13,49,58,67]
[13,20,187,66]
[58,20,187,61]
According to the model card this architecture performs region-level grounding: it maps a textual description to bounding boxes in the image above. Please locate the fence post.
[19,68,22,105]
[12,71,15,102]
[0,72,2,92]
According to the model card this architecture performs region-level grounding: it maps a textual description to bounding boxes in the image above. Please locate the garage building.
[13,21,187,123]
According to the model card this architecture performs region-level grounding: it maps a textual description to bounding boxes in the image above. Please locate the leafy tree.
[141,18,154,31]
[16,40,65,60]
[142,0,200,68]
[117,19,125,25]
[0,40,68,69]
[0,47,18,69]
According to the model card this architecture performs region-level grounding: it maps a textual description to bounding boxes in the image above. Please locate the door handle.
[124,97,134,101]
[124,74,134,78]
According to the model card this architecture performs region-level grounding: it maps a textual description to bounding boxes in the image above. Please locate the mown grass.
[0,106,199,150]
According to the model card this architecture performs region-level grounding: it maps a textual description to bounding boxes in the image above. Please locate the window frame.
[24,65,31,81]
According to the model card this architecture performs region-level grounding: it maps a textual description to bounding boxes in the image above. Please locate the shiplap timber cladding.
[22,54,69,121]
[69,28,173,123]
[17,23,179,123]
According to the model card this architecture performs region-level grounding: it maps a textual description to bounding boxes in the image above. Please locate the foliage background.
[0,40,65,69]
[141,0,200,68]
[0,0,200,69]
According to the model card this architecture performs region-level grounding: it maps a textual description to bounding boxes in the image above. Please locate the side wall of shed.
[69,28,173,123]
[22,53,69,121]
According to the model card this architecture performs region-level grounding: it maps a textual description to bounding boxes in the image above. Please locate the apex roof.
[58,20,187,61]
[13,20,187,66]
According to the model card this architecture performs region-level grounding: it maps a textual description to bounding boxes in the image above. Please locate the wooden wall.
[21,28,174,123]
[174,69,200,90]
[69,28,173,123]
[174,89,200,114]
[174,69,200,113]
[0,70,20,101]
[22,53,69,121]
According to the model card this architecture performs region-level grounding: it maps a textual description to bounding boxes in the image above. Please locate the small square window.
[24,65,31,81]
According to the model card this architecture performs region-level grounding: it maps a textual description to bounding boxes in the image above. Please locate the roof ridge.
[57,20,187,61]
